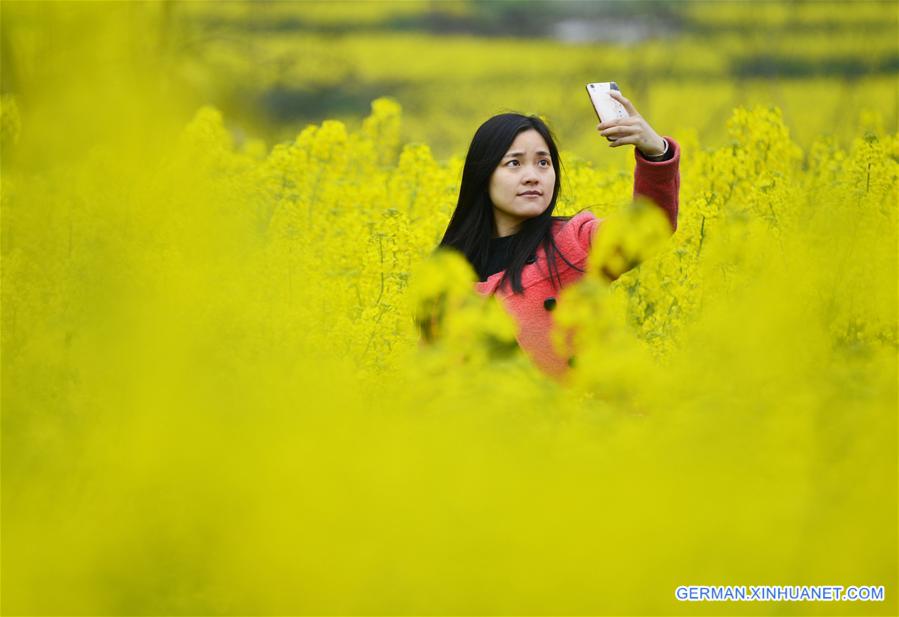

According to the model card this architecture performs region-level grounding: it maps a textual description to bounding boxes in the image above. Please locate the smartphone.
[586,82,629,124]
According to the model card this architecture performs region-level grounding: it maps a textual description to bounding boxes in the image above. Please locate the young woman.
[436,90,680,378]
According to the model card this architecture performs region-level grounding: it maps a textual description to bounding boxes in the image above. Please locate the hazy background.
[3,0,896,164]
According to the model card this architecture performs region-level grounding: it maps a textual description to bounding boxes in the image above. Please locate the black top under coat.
[481,233,519,281]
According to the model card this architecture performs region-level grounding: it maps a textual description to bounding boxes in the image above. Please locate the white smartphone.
[586,82,629,125]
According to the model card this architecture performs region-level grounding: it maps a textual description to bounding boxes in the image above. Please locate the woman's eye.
[540,159,550,166]
[505,160,519,167]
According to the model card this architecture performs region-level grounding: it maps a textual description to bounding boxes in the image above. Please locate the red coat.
[474,137,681,379]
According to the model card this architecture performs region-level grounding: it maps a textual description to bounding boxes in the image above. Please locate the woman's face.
[488,129,555,237]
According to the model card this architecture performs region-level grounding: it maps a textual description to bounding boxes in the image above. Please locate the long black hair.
[438,113,585,295]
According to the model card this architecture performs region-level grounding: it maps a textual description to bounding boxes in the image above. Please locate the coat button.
[543,297,556,311]
[525,255,537,264]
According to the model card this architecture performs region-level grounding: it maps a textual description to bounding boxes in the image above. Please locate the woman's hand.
[597,90,666,157]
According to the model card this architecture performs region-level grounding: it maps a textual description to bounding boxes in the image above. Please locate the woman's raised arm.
[633,136,680,231]
[597,90,680,231]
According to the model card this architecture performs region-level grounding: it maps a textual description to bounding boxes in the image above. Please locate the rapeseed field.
[2,1,896,614]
